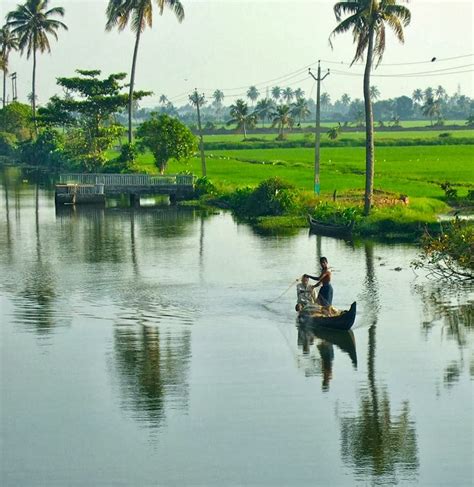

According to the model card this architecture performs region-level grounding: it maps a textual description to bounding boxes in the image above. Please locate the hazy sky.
[2,0,473,107]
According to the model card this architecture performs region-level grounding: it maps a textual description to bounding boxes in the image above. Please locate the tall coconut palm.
[423,86,434,101]
[0,26,19,109]
[369,85,380,101]
[246,85,259,106]
[271,104,293,140]
[291,97,310,125]
[227,99,255,140]
[271,86,281,103]
[254,97,274,128]
[159,93,168,105]
[321,92,331,111]
[330,0,411,215]
[6,0,67,131]
[341,93,351,106]
[435,85,447,101]
[422,97,440,126]
[282,87,294,104]
[294,87,305,100]
[106,0,184,144]
[212,89,224,121]
[412,88,423,104]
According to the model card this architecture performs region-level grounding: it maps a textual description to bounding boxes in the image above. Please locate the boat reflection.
[296,323,357,391]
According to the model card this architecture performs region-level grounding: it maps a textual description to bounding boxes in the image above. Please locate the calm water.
[1,168,473,486]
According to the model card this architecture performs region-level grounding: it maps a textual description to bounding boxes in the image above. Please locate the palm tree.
[227,99,255,140]
[370,85,380,101]
[423,86,434,101]
[412,88,423,104]
[422,97,440,126]
[246,85,259,106]
[271,104,293,140]
[254,97,274,127]
[0,26,19,109]
[330,0,411,216]
[106,0,184,144]
[294,87,305,99]
[271,86,281,103]
[282,87,294,104]
[159,94,168,105]
[6,0,67,132]
[320,92,331,111]
[291,97,310,125]
[435,85,447,101]
[327,123,341,140]
[341,93,351,106]
[212,89,224,106]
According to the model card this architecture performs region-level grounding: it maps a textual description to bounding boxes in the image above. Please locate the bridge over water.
[55,173,195,206]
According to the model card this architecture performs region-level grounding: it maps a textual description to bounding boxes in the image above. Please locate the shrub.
[440,181,458,200]
[194,176,217,197]
[438,132,451,138]
[0,132,18,156]
[312,202,361,226]
[19,129,68,168]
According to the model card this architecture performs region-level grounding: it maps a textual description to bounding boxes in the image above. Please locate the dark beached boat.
[298,301,357,331]
[308,215,354,238]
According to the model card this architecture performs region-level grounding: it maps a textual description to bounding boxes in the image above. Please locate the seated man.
[295,274,317,312]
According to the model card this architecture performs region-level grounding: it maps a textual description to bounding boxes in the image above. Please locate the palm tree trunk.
[243,121,247,140]
[2,68,6,109]
[363,28,375,216]
[128,22,143,144]
[32,44,37,136]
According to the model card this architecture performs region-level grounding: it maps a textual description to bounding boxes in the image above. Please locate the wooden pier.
[55,173,195,206]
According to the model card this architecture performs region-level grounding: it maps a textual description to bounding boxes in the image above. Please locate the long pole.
[309,62,329,195]
[193,89,207,177]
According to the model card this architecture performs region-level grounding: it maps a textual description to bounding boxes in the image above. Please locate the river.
[1,167,473,486]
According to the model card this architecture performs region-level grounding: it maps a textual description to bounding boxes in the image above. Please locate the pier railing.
[59,173,195,186]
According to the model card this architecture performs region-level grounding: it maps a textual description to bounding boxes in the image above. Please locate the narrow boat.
[298,301,357,331]
[308,215,354,238]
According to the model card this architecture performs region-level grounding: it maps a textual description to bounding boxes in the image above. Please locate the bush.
[194,176,217,197]
[0,132,18,156]
[226,177,298,217]
[312,201,361,226]
[438,132,451,138]
[19,129,69,168]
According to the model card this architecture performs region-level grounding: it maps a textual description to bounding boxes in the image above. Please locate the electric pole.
[190,89,207,177]
[309,62,329,195]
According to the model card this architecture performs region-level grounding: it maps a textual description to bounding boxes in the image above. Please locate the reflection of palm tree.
[113,324,191,427]
[339,242,418,482]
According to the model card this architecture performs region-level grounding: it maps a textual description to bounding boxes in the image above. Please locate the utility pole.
[10,72,17,102]
[309,61,329,195]
[190,88,207,177]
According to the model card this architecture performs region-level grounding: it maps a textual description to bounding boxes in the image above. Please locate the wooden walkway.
[55,173,195,205]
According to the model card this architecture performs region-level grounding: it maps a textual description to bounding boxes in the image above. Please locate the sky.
[1,0,473,108]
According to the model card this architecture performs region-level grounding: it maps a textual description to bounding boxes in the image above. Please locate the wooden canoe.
[308,215,354,238]
[298,301,357,331]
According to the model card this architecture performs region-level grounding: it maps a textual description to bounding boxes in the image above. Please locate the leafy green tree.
[330,0,411,215]
[246,85,259,106]
[0,25,19,109]
[6,0,67,132]
[38,69,149,170]
[255,97,274,127]
[0,101,33,139]
[227,99,256,140]
[136,113,197,174]
[106,0,184,144]
[271,104,293,140]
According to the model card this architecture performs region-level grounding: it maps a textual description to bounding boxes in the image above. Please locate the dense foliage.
[136,114,197,174]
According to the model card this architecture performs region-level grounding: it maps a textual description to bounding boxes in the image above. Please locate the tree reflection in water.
[339,242,419,483]
[113,322,192,428]
[416,282,474,385]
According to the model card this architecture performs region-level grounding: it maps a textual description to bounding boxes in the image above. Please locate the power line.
[331,63,474,77]
[321,53,473,67]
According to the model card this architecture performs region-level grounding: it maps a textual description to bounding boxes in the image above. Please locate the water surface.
[1,169,473,486]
